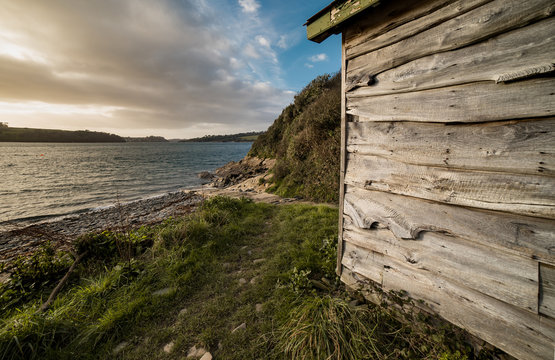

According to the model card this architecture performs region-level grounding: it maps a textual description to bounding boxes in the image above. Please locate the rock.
[232,322,246,333]
[255,303,263,312]
[152,287,173,296]
[239,278,247,285]
[163,341,174,353]
[200,353,213,360]
[249,276,258,284]
[198,171,215,180]
[211,156,275,188]
[253,258,265,264]
[179,307,188,316]
[187,345,208,358]
[112,341,128,355]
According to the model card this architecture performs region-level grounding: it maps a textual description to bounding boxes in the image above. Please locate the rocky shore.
[0,156,289,273]
[0,191,204,268]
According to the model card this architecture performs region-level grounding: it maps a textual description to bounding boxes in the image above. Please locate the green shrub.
[0,242,71,311]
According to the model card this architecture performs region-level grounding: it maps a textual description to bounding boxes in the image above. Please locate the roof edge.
[305,0,381,43]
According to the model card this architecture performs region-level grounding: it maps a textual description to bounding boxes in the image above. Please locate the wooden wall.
[338,0,555,358]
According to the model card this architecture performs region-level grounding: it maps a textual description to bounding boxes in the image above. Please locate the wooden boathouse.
[306,0,555,359]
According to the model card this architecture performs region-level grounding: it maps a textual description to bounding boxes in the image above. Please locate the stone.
[112,341,128,355]
[152,287,173,296]
[200,353,213,360]
[187,345,207,358]
[179,307,188,316]
[198,171,215,180]
[232,322,246,333]
[253,258,265,264]
[163,341,174,353]
[255,303,263,312]
[239,278,247,285]
[249,276,258,285]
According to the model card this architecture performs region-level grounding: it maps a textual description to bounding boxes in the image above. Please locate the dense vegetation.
[181,131,263,142]
[0,197,486,359]
[0,126,125,143]
[249,73,341,203]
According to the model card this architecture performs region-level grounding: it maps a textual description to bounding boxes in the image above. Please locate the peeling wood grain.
[347,17,555,95]
[341,258,555,360]
[346,78,555,122]
[345,0,468,53]
[540,263,555,318]
[343,186,555,264]
[346,0,555,90]
[344,153,555,218]
[346,119,555,176]
[343,222,538,312]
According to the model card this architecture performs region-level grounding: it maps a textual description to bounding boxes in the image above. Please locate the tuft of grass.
[277,295,381,360]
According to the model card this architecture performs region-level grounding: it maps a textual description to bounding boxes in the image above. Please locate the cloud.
[277,35,288,49]
[255,35,270,47]
[244,44,260,59]
[238,0,260,14]
[304,63,314,68]
[0,0,294,137]
[309,53,328,62]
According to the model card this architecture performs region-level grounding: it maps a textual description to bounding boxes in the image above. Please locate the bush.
[0,242,71,311]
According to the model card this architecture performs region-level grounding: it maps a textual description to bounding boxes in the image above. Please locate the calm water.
[0,142,251,228]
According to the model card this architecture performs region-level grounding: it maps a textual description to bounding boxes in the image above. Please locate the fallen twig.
[37,251,88,313]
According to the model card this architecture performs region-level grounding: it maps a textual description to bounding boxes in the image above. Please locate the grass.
[0,197,497,359]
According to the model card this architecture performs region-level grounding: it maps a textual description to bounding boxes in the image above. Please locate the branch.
[37,251,88,313]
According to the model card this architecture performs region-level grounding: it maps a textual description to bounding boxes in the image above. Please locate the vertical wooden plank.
[540,263,555,319]
[337,32,347,275]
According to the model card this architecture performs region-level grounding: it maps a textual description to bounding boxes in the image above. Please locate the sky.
[0,0,340,139]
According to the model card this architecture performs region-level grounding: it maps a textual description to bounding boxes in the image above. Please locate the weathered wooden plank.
[348,17,555,96]
[341,257,555,360]
[344,153,555,218]
[337,33,347,275]
[344,0,463,50]
[540,263,555,318]
[346,0,493,59]
[346,78,555,122]
[343,186,555,264]
[343,221,539,312]
[346,119,555,176]
[341,240,384,284]
[346,0,555,90]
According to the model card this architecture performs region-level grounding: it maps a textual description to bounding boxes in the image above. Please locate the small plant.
[288,267,313,295]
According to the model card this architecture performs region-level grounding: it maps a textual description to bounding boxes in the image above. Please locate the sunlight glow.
[0,102,123,117]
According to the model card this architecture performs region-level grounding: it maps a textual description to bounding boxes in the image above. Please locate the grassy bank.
[0,197,489,359]
[249,74,341,203]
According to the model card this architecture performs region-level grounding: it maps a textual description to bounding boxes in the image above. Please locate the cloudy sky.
[0,0,340,138]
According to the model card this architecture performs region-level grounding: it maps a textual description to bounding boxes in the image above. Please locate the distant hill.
[0,125,125,143]
[124,136,168,142]
[249,73,341,203]
[180,131,263,143]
